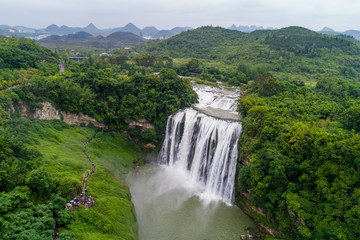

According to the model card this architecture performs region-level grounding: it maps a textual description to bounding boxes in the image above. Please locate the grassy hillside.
[0,87,140,239]
[0,101,140,240]
[38,125,139,240]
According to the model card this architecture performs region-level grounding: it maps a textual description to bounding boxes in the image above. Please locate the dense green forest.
[235,75,360,239]
[0,36,58,90]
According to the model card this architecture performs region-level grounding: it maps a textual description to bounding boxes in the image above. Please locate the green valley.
[1,24,360,240]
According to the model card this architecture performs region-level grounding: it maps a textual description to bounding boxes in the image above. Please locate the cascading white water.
[158,84,241,203]
[193,84,240,112]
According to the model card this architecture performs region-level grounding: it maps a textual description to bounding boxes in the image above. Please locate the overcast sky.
[1,0,359,31]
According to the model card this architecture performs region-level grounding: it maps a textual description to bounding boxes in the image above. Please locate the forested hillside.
[142,26,360,83]
[0,36,58,69]
[0,36,58,90]
[235,73,360,239]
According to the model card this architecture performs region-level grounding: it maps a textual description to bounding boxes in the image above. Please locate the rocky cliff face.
[9,101,157,131]
[128,118,154,131]
[11,101,106,128]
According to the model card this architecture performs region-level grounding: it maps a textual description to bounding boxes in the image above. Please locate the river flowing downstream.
[127,84,256,240]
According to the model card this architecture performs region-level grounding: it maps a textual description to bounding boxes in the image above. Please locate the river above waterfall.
[192,84,241,121]
[127,84,256,239]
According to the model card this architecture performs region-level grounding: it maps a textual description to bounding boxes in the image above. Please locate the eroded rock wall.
[11,101,106,128]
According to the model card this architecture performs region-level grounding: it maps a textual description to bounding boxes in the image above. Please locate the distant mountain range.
[227,24,276,32]
[319,27,360,40]
[0,23,193,40]
[44,23,102,35]
[1,23,360,42]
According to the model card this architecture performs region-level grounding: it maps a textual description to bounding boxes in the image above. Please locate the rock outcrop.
[144,143,156,149]
[28,102,61,121]
[128,118,154,131]
[12,101,106,128]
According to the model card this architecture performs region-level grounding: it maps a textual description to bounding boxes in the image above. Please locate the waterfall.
[158,84,241,203]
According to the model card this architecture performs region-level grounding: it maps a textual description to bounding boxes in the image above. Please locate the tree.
[343,103,360,132]
[187,58,201,73]
[134,55,155,67]
[110,55,127,65]
[25,168,55,198]
[254,73,279,97]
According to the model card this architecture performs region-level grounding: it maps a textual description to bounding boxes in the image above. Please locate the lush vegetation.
[141,26,360,84]
[236,73,360,239]
[0,117,139,239]
[0,88,69,239]
[0,37,58,90]
[21,66,197,138]
[0,36,197,139]
[1,80,142,239]
[0,36,57,69]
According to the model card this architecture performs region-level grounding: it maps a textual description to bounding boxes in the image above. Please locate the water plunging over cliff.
[158,84,241,203]
[128,84,256,240]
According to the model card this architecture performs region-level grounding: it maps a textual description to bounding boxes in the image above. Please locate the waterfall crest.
[158,84,241,203]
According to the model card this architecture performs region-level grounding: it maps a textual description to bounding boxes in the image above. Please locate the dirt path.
[81,134,96,193]
[64,134,97,212]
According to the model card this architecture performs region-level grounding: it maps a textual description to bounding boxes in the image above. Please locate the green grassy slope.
[37,124,139,240]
